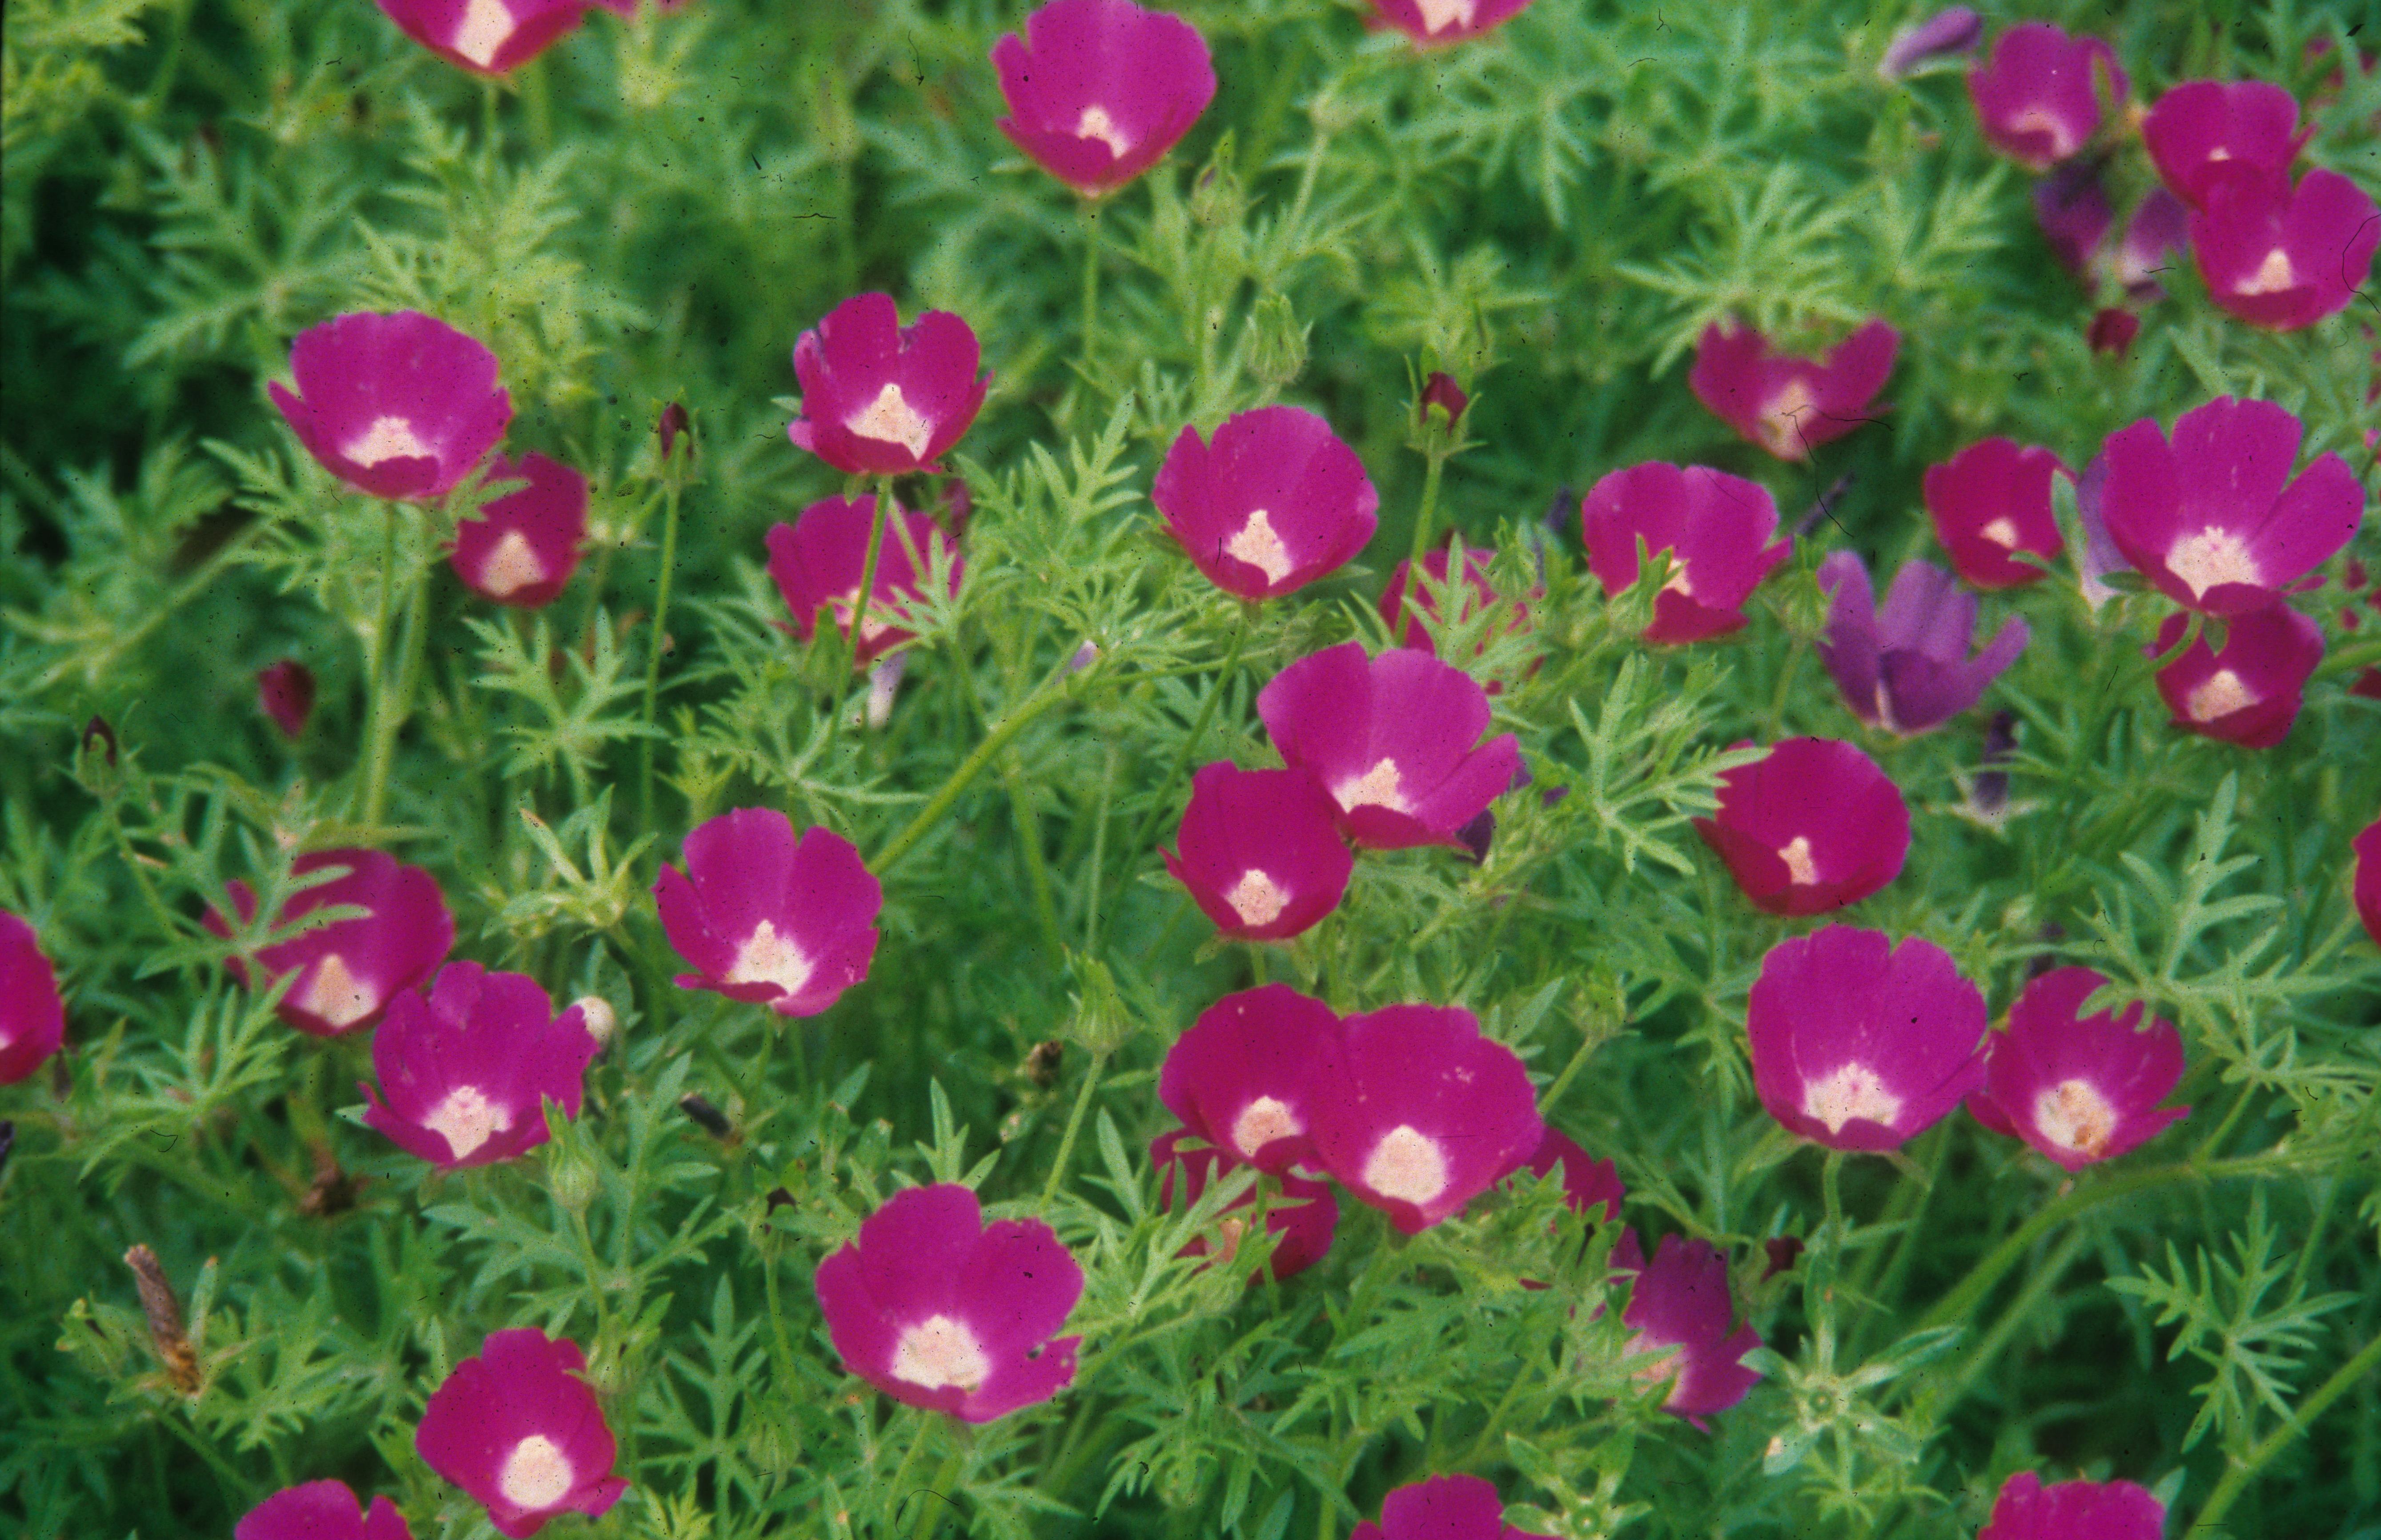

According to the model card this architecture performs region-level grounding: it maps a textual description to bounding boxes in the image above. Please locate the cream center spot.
[1778,835,1819,886]
[2186,668,2260,722]
[299,953,378,1030]
[1230,1096,1301,1160]
[2032,1078,2118,1159]
[724,918,815,998]
[423,1085,511,1161]
[1622,1330,1685,1396]
[1224,508,1295,585]
[891,1314,991,1392]
[1225,870,1289,928]
[345,415,433,468]
[1074,104,1134,159]
[476,529,549,598]
[1757,378,1819,458]
[831,588,895,644]
[2237,247,2299,296]
[1802,1062,1904,1135]
[497,1434,575,1510]
[1415,0,1479,32]
[2165,526,2264,601]
[1978,516,2022,549]
[846,381,935,460]
[1361,1124,1450,1205]
[1659,561,1697,599]
[2009,106,2080,160]
[1333,758,1412,816]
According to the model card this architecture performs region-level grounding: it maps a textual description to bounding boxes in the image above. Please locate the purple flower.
[1967,967,2188,1171]
[450,452,587,609]
[1581,462,1790,642]
[236,1481,412,1540]
[1152,405,1378,601]
[1924,438,2068,590]
[1692,738,1909,916]
[0,910,66,1088]
[1352,1475,1552,1540]
[1381,544,1534,662]
[1257,642,1522,851]
[2149,606,2324,749]
[2096,396,2364,616]
[1979,1473,2166,1540]
[373,0,590,77]
[765,495,961,665]
[1966,23,2128,171]
[2108,189,2189,295]
[1157,984,1345,1174]
[1163,763,1352,942]
[1611,1231,1763,1425]
[2032,162,2112,279]
[415,1329,628,1538]
[1367,0,1537,49]
[1688,319,1899,461]
[1152,1128,1338,1281]
[654,809,882,1017]
[209,850,457,1038]
[813,1183,1084,1423]
[361,962,601,1169]
[1816,554,2028,735]
[1310,1004,1542,1234]
[1516,1129,1624,1223]
[270,312,510,501]
[992,0,1217,197]
[2144,80,2305,210]
[2189,166,2381,331]
[2354,817,2381,947]
[786,293,988,476]
[256,660,316,741]
[1747,926,1988,1151]
[1879,8,1982,80]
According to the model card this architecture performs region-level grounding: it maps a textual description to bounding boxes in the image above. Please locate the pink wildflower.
[2109,189,2190,296]
[1580,462,1790,641]
[373,0,590,77]
[654,809,882,1017]
[449,453,586,608]
[1924,439,2068,590]
[1162,763,1353,942]
[1157,984,1345,1175]
[1152,406,1378,601]
[2189,165,2380,331]
[210,850,456,1038]
[2355,817,2381,946]
[1353,1475,1551,1540]
[1151,1128,1338,1281]
[765,495,961,665]
[1516,1129,1623,1223]
[0,910,66,1087]
[1692,738,1910,916]
[235,1482,411,1540]
[1367,0,1537,50]
[361,962,601,1169]
[992,0,1217,197]
[1611,1231,1763,1425]
[2144,80,2306,210]
[415,1329,627,1538]
[2149,606,2323,748]
[1688,320,1899,461]
[256,660,316,741]
[270,312,510,501]
[2088,307,2141,357]
[2033,163,2112,279]
[1968,967,2188,1171]
[786,293,988,476]
[1978,1472,2165,1540]
[1966,23,2127,171]
[1816,554,2029,734]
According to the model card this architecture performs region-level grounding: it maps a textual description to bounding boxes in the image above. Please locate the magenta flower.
[1151,1128,1338,1281]
[2032,163,2112,279]
[211,850,456,1038]
[1692,738,1909,916]
[1979,1473,2165,1540]
[1311,1004,1542,1234]
[2144,80,2305,210]
[269,312,510,501]
[2189,166,2381,330]
[235,1481,411,1540]
[2354,817,2381,947]
[1380,544,1530,658]
[1157,984,1345,1174]
[1517,1129,1623,1223]
[360,962,600,1169]
[1816,553,2028,735]
[765,495,961,665]
[654,809,881,1017]
[814,1183,1083,1423]
[1924,438,2067,590]
[1257,642,1522,851]
[1151,406,1378,601]
[373,0,589,76]
[1367,0,1536,49]
[1611,1231,1763,1425]
[256,660,316,741]
[1747,926,1988,1151]
[785,293,988,476]
[1967,967,2188,1171]
[449,453,586,609]
[2149,605,2324,748]
[0,910,66,1088]
[992,0,1217,198]
[1966,23,2127,171]
[416,1329,627,1538]
[2088,306,2142,358]
[1353,1475,1551,1540]
[1688,320,1899,461]
[1879,8,1981,80]
[1580,462,1790,642]
[2097,397,2363,617]
[1162,763,1352,942]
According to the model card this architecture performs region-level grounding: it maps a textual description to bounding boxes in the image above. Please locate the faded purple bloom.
[373,0,590,77]
[1692,738,1910,916]
[1816,554,2029,734]
[210,850,457,1038]
[1968,967,2188,1171]
[1152,1128,1338,1281]
[1367,0,1537,49]
[2071,452,2129,608]
[786,293,988,476]
[1924,438,2068,589]
[1581,462,1791,642]
[361,962,600,1169]
[1257,642,1523,851]
[2149,606,2324,748]
[1611,1231,1763,1426]
[993,0,1217,197]
[2033,162,2112,278]
[236,1481,412,1540]
[1979,1473,2166,1540]
[1517,1128,1624,1223]
[654,809,882,1017]
[1419,370,1470,425]
[1967,23,2127,171]
[765,495,961,665]
[1310,1004,1542,1234]
[0,910,65,1088]
[1152,406,1378,601]
[814,1183,1084,1423]
[450,453,587,609]
[2110,190,2189,294]
[1157,984,1344,1174]
[2354,818,2381,947]
[2088,306,2141,357]
[1971,709,2017,819]
[1353,1475,1552,1540]
[2190,166,2381,331]
[1747,926,1989,1151]
[1688,319,1899,461]
[256,660,316,741]
[270,312,510,501]
[416,1329,627,1538]
[1879,8,1981,80]
[1163,763,1352,942]
[2097,397,2364,617]
[2144,80,2305,210]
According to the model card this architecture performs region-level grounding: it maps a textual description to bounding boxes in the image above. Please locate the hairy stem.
[872,654,1079,877]
[2189,1330,2381,1535]
[638,456,686,830]
[1039,1051,1108,1209]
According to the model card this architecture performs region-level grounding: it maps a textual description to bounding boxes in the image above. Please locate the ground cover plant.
[4,0,2380,1536]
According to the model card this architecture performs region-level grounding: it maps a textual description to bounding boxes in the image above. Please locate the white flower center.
[2009,106,2080,161]
[1230,1096,1301,1161]
[1332,758,1412,815]
[1223,508,1294,585]
[2185,668,2259,722]
[723,918,815,998]
[1757,378,1819,457]
[476,529,549,598]
[452,0,516,68]
[2164,526,2264,601]
[1778,835,1819,886]
[1415,0,1478,32]
[1074,104,1133,158]
[2237,248,2298,296]
[422,1085,511,1161]
[1362,1124,1451,1205]
[1801,1061,1904,1135]
[891,1314,991,1392]
[830,589,895,644]
[344,415,432,467]
[1225,870,1289,927]
[1978,516,2021,550]
[498,1434,574,1509]
[1658,562,1696,599]
[2032,1078,2118,1159]
[1622,1330,1685,1397]
[847,381,935,460]
[298,953,377,1030]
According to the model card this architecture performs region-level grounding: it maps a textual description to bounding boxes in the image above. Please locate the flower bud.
[1246,292,1307,390]
[547,1142,602,1214]
[572,995,618,1048]
[656,402,691,462]
[1419,371,1469,427]
[1188,133,1245,229]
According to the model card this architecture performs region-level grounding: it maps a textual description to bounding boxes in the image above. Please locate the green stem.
[1124,613,1251,862]
[360,513,429,828]
[1537,1015,1604,1116]
[1405,448,1449,582]
[909,1444,968,1540]
[1039,1052,1108,1208]
[638,460,685,831]
[2189,1330,2381,1535]
[871,655,1080,877]
[850,477,895,654]
[1001,755,1066,963]
[1080,746,1119,954]
[1080,200,1104,362]
[1457,1369,1533,1468]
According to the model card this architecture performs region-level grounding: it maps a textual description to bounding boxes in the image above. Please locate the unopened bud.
[1878,8,1982,80]
[124,1245,200,1394]
[1067,640,1101,674]
[1188,132,1245,228]
[1419,371,1469,427]
[1247,292,1308,390]
[82,716,118,767]
[548,1145,601,1214]
[573,996,618,1048]
[866,652,908,731]
[657,402,691,461]
[256,661,316,741]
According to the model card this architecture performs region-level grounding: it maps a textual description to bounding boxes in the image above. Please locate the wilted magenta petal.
[992,0,1217,196]
[2033,162,2112,278]
[1747,926,1988,1151]
[1967,967,2188,1172]
[270,312,510,501]
[1152,406,1379,600]
[207,850,456,1037]
[1613,1232,1763,1424]
[1157,984,1345,1173]
[373,0,590,76]
[1152,1128,1338,1280]
[450,453,586,608]
[1879,8,1981,80]
[1967,23,2128,171]
[1163,763,1352,942]
[654,809,881,1017]
[2149,606,2323,748]
[1979,1473,2166,1540]
[2110,189,2189,296]
[1367,0,1537,49]
[2145,80,2305,210]
[2088,306,2142,357]
[1517,1128,1623,1223]
[236,1481,413,1540]
[256,660,316,740]
[786,294,988,476]
[765,495,962,665]
[815,1183,1084,1423]
[1924,438,2068,589]
[1692,738,1908,915]
[1582,462,1789,641]
[416,1329,626,1538]
[360,962,600,1168]
[0,910,66,1087]
[1351,1473,1552,1540]
[2189,165,2381,330]
[1817,554,2025,734]
[1310,1004,1542,1234]
[1257,642,1522,850]
[1688,320,1898,461]
[2354,818,2381,947]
